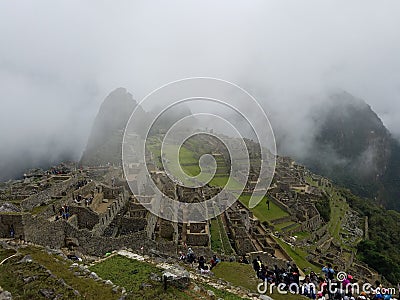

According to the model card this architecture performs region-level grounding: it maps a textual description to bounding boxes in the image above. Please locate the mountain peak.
[80,88,140,166]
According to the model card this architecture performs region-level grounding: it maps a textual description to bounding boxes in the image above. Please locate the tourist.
[198,255,206,270]
[240,254,249,264]
[187,248,195,265]
[317,291,326,300]
[322,263,335,280]
[252,256,262,275]
[178,251,186,261]
[302,275,317,299]
[310,271,319,287]
[291,263,300,285]
[10,225,15,238]
[210,255,220,270]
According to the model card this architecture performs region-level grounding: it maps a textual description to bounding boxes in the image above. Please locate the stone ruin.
[0,152,369,281]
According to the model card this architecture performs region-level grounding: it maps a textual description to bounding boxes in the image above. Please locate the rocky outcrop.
[80,88,147,166]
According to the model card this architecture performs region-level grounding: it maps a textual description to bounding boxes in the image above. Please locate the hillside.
[80,88,146,166]
[301,92,400,210]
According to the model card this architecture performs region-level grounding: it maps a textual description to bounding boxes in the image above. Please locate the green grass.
[275,221,298,231]
[273,237,320,274]
[293,231,311,241]
[208,175,243,190]
[0,246,116,300]
[210,219,223,253]
[239,194,289,223]
[146,135,244,188]
[0,248,16,262]
[212,262,260,292]
[326,189,349,242]
[90,255,161,293]
[31,204,50,215]
[90,255,193,300]
[210,217,235,255]
[305,175,320,187]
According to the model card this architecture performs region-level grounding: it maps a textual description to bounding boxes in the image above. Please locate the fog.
[1,1,400,180]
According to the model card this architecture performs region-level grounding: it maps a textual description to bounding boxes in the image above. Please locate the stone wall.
[160,219,175,239]
[72,181,96,198]
[119,217,147,235]
[93,192,128,235]
[186,233,209,247]
[269,195,291,214]
[21,176,80,211]
[0,213,25,239]
[23,215,66,248]
[16,213,179,257]
[69,206,99,230]
[249,251,288,269]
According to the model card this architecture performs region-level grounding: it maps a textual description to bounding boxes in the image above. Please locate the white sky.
[0,0,399,178]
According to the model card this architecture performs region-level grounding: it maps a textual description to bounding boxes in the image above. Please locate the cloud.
[0,0,400,179]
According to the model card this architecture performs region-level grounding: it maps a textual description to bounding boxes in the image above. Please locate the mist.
[1,1,400,180]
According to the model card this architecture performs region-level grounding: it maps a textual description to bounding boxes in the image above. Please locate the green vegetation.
[0,246,116,299]
[314,193,331,222]
[0,248,16,262]
[31,205,47,215]
[239,194,289,223]
[273,237,320,273]
[212,262,309,300]
[342,188,400,284]
[148,136,244,190]
[294,231,311,241]
[212,262,260,292]
[275,221,298,231]
[326,189,349,242]
[210,216,235,255]
[90,255,195,300]
[90,255,161,293]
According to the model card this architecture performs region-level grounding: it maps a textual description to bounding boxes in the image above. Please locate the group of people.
[178,247,220,274]
[73,194,93,206]
[249,257,396,300]
[55,204,70,220]
[252,256,301,287]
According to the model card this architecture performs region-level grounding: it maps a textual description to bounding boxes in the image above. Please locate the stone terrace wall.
[19,214,178,257]
[119,217,147,235]
[93,192,127,235]
[69,206,99,230]
[269,195,291,214]
[0,213,25,239]
[72,181,96,198]
[21,176,80,211]
[186,233,209,247]
[23,215,66,248]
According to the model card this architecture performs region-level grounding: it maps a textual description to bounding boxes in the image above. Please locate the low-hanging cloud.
[1,0,400,180]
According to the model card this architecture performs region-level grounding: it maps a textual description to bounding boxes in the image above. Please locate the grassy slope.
[90,255,244,300]
[212,262,308,300]
[212,262,259,292]
[90,255,192,300]
[0,246,116,300]
[210,216,235,255]
[150,140,243,190]
[238,194,289,223]
[272,237,320,274]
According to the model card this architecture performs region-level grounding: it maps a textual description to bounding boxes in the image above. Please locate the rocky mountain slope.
[80,88,146,166]
[301,92,400,210]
